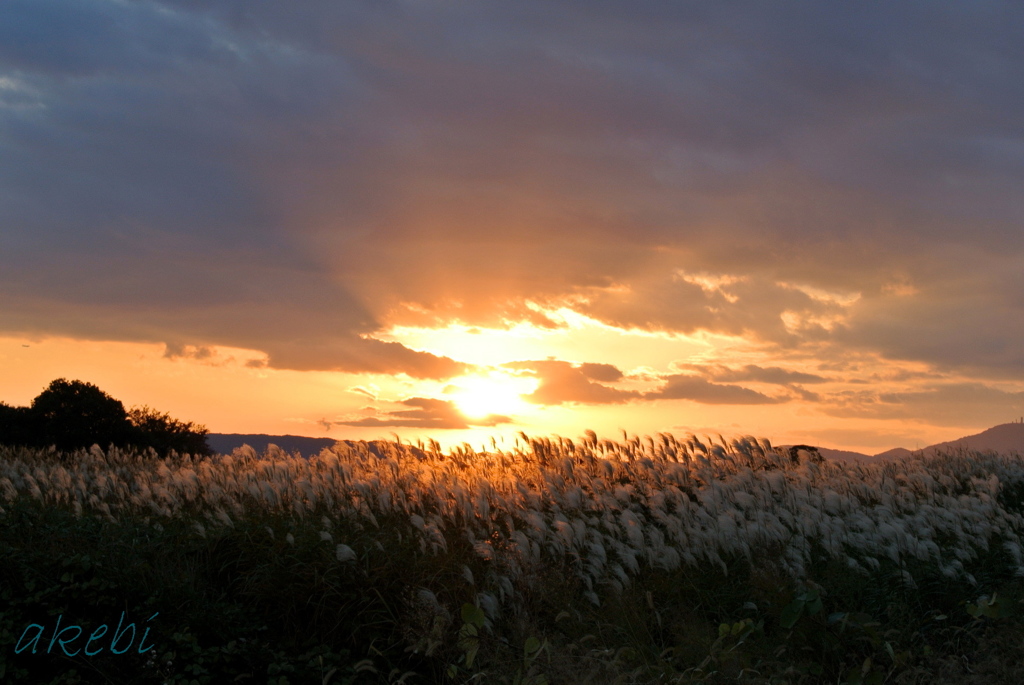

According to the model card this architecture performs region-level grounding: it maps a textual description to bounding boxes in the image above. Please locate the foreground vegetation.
[2,433,1024,684]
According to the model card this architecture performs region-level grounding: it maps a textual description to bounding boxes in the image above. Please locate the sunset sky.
[2,1,1023,454]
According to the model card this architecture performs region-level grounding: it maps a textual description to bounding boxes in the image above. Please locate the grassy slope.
[2,439,1024,684]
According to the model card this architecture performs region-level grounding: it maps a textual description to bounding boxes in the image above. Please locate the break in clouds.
[2,1,1024,421]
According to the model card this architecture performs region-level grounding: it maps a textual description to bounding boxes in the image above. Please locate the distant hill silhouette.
[819,447,884,464]
[916,422,1024,456]
[206,433,338,457]
[775,446,894,464]
[872,447,914,460]
[209,422,1024,462]
[206,433,431,460]
[777,422,1024,464]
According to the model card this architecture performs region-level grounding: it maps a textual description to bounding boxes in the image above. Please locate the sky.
[2,0,1023,455]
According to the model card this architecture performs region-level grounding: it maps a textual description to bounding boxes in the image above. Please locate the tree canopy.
[0,379,212,457]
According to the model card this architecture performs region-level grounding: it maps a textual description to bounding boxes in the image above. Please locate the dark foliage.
[0,504,367,685]
[0,403,33,447]
[30,378,134,452]
[0,379,211,457]
[128,405,213,457]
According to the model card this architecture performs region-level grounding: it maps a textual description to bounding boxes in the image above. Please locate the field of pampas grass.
[3,433,1024,684]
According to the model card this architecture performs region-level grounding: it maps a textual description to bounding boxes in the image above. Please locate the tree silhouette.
[30,379,133,452]
[128,405,212,457]
[0,402,33,448]
[0,378,212,457]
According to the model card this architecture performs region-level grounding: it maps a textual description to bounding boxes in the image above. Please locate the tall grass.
[3,434,1024,683]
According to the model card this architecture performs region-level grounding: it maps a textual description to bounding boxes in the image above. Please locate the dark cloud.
[579,362,624,383]
[0,268,467,378]
[331,397,511,429]
[505,360,639,405]
[503,360,793,407]
[789,387,822,403]
[1,0,1022,382]
[0,0,207,78]
[687,363,828,385]
[163,343,215,362]
[820,383,1024,425]
[837,256,1024,378]
[645,375,782,405]
[347,386,378,400]
[259,338,467,378]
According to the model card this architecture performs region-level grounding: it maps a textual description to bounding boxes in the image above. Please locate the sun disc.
[449,374,534,419]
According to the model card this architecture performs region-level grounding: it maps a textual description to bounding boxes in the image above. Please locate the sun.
[447,373,536,420]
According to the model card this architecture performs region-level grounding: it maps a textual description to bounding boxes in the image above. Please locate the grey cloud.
[646,375,782,405]
[790,387,822,402]
[837,254,1024,378]
[1,0,1023,381]
[263,339,467,378]
[579,362,624,383]
[573,274,851,345]
[163,344,215,361]
[504,360,789,407]
[0,254,464,376]
[0,0,204,78]
[332,397,511,429]
[821,383,1024,425]
[695,364,828,385]
[505,360,640,406]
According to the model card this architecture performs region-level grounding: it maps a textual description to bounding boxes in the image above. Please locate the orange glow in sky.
[3,3,1023,458]
[5,330,1018,458]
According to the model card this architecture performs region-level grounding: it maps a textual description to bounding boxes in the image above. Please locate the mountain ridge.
[208,422,1024,461]
[781,422,1024,463]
